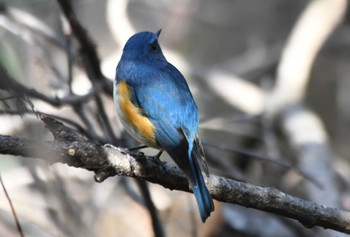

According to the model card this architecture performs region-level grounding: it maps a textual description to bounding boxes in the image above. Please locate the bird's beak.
[155,29,162,38]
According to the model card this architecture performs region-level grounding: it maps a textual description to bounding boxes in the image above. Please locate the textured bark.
[0,116,349,234]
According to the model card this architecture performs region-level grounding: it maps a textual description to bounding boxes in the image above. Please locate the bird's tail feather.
[189,151,214,222]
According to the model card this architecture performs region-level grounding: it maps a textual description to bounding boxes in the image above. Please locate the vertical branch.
[135,179,165,237]
[60,14,74,94]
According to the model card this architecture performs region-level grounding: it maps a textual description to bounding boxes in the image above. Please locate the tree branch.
[0,63,97,107]
[0,115,349,234]
[56,0,113,95]
[56,0,117,143]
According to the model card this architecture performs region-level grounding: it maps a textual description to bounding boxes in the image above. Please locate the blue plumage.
[114,30,214,222]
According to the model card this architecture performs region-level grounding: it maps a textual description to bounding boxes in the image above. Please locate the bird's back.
[115,31,214,222]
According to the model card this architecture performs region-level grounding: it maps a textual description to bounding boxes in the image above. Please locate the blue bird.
[114,30,214,222]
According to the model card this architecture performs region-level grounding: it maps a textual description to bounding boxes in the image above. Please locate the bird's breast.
[115,81,157,147]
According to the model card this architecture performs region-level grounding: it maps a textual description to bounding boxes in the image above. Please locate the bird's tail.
[189,150,214,222]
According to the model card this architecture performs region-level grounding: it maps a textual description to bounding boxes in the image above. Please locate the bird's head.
[121,30,165,61]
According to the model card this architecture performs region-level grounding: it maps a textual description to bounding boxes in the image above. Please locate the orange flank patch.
[118,81,156,146]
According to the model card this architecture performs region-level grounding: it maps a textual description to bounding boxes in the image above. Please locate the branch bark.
[0,115,349,234]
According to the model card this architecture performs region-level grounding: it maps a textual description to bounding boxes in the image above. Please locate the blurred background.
[0,0,349,236]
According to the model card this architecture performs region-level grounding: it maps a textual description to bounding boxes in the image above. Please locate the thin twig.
[0,63,97,107]
[203,140,323,188]
[56,0,118,143]
[136,179,165,237]
[0,175,24,237]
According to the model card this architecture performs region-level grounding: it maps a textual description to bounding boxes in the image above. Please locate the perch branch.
[0,116,349,234]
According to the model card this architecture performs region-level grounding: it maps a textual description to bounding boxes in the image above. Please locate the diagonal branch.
[56,0,117,143]
[55,0,113,95]
[0,115,349,234]
[0,63,97,107]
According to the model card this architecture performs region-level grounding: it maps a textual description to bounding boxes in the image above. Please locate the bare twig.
[55,0,112,95]
[56,0,118,144]
[0,175,24,237]
[0,63,97,107]
[203,140,323,188]
[136,179,165,237]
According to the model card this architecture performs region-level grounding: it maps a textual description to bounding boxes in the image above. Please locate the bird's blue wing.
[131,64,214,221]
[132,63,199,144]
[115,30,214,222]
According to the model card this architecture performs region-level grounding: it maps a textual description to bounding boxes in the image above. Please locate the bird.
[114,30,214,222]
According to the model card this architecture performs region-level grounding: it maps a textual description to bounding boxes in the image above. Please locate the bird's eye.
[150,42,158,51]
